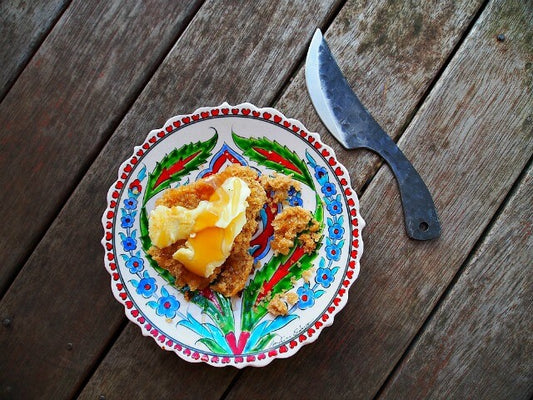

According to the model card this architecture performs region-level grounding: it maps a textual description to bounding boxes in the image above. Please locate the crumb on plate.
[271,206,321,255]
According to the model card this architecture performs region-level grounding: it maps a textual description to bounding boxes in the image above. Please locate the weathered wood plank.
[379,165,533,400]
[225,0,532,398]
[77,324,237,400]
[0,0,344,399]
[0,0,70,100]
[0,0,203,295]
[0,0,206,398]
[277,0,484,192]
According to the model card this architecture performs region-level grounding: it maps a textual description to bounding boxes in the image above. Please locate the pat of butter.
[148,177,250,277]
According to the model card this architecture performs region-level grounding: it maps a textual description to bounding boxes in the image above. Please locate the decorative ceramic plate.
[102,103,364,367]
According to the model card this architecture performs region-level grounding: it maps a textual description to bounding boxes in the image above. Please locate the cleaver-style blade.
[305,29,440,240]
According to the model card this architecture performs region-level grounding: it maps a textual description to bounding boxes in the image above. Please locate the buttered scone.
[148,165,267,297]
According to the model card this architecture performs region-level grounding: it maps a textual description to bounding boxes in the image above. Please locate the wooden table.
[1,1,531,399]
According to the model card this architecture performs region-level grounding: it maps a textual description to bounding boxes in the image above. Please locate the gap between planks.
[269,0,349,107]
[3,0,495,397]
[392,0,491,143]
[223,0,509,398]
[372,153,533,400]
[3,2,351,398]
[69,319,129,400]
[0,0,73,103]
[350,0,491,196]
[365,1,525,395]
[218,370,245,400]
[0,0,207,303]
[24,3,210,399]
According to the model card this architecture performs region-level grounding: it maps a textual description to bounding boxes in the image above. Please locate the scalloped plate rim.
[101,102,365,368]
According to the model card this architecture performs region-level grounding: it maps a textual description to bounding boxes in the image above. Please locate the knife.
[305,29,441,240]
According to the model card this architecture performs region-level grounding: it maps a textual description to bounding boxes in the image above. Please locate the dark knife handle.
[368,134,441,240]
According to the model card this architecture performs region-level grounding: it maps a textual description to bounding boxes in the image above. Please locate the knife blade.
[305,29,441,240]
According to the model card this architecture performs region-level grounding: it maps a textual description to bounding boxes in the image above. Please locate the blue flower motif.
[126,256,144,273]
[287,187,303,207]
[121,215,134,228]
[326,196,342,216]
[321,182,337,197]
[297,283,315,309]
[314,165,328,185]
[289,196,303,206]
[137,274,157,298]
[124,197,137,210]
[325,241,342,261]
[122,236,137,251]
[327,220,345,240]
[315,267,335,288]
[156,293,180,319]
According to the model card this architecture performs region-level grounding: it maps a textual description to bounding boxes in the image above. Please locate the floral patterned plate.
[102,103,364,367]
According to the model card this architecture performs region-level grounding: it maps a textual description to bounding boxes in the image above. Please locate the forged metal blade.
[305,29,383,150]
[305,29,441,240]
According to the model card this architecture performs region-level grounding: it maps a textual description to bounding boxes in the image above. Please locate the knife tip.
[313,28,323,40]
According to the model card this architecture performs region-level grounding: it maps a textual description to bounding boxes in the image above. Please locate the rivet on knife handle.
[305,29,441,240]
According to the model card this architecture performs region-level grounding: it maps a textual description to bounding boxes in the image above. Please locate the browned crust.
[270,206,321,255]
[148,165,266,296]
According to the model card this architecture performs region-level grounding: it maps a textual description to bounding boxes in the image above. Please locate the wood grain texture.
[0,0,203,295]
[0,0,343,399]
[277,0,483,193]
[225,0,533,398]
[0,0,70,100]
[379,165,533,400]
[0,1,205,399]
[77,324,237,400]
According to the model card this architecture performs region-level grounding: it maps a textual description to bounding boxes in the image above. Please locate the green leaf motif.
[241,191,324,332]
[241,240,322,332]
[138,133,218,284]
[143,132,218,204]
[188,290,235,335]
[253,333,276,352]
[241,254,283,332]
[138,207,175,284]
[232,132,315,189]
[197,338,228,354]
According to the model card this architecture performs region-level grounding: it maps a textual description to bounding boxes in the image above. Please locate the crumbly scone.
[267,291,299,316]
[284,291,299,306]
[148,165,267,296]
[260,172,300,204]
[302,267,315,283]
[270,206,321,255]
[148,165,323,300]
[267,293,288,316]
